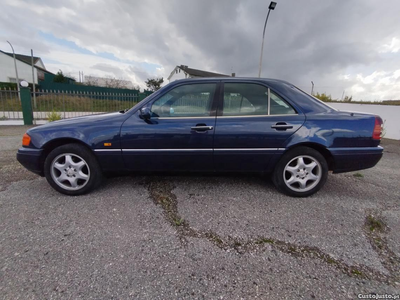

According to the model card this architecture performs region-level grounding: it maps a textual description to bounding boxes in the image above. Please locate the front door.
[213,82,305,172]
[120,82,218,172]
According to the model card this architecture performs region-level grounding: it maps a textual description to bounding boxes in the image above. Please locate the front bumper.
[328,146,383,174]
[16,147,44,176]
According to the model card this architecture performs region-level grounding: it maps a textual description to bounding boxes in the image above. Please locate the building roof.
[2,51,41,65]
[168,65,231,80]
[0,50,53,75]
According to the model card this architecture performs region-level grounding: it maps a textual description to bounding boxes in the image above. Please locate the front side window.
[222,83,296,116]
[151,83,216,117]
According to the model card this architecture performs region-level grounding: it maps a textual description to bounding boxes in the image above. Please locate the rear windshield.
[293,86,337,112]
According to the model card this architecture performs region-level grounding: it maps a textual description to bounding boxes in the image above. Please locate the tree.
[53,70,66,83]
[343,95,353,102]
[145,77,164,91]
[84,76,99,87]
[103,76,129,89]
[132,84,141,92]
[84,75,136,90]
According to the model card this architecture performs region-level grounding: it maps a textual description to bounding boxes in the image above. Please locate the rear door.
[213,81,305,172]
[120,82,219,172]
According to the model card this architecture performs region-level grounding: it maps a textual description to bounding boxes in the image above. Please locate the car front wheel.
[44,144,102,195]
[272,146,328,197]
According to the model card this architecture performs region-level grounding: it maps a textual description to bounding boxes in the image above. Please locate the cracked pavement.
[0,126,399,299]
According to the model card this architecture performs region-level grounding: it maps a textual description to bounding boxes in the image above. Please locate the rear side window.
[222,83,296,116]
[151,83,216,117]
[270,91,296,115]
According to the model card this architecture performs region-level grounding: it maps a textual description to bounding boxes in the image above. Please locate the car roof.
[170,77,291,85]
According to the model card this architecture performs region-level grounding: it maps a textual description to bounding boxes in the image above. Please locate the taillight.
[22,133,31,146]
[372,117,383,140]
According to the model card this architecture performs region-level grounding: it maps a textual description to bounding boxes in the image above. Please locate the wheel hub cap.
[66,167,75,177]
[298,169,307,179]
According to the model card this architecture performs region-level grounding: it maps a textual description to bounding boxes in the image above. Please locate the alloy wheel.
[50,153,90,191]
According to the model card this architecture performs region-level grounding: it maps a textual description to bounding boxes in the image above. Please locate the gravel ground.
[0,126,399,299]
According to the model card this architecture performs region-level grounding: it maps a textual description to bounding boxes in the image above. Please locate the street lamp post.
[6,41,21,98]
[258,1,277,78]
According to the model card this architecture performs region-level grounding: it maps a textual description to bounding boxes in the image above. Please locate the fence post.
[20,87,33,125]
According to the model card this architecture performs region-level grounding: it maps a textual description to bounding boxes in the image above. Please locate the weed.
[255,238,275,245]
[353,172,364,178]
[351,269,363,276]
[366,215,384,232]
[174,218,184,226]
[326,257,336,265]
[205,233,223,245]
[381,120,387,138]
[0,115,8,120]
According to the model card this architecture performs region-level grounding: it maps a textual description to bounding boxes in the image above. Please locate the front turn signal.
[22,133,31,146]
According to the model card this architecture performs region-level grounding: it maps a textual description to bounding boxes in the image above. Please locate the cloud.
[1,0,400,100]
[380,37,400,53]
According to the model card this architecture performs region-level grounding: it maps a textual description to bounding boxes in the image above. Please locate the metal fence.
[0,88,143,120]
[0,88,20,120]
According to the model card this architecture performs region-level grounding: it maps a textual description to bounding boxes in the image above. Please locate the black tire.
[44,144,103,196]
[272,146,328,197]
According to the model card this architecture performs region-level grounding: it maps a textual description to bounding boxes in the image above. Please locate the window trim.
[216,113,299,119]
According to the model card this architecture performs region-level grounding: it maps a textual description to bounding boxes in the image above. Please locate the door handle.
[191,125,214,131]
[271,122,293,130]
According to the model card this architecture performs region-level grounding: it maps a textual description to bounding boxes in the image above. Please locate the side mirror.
[139,107,151,120]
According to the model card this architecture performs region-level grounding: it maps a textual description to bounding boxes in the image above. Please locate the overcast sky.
[1,0,399,100]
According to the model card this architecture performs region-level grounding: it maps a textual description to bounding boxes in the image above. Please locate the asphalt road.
[1,126,399,299]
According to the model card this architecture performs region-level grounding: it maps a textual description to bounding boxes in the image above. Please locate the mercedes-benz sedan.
[17,78,383,197]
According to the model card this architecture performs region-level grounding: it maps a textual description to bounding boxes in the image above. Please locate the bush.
[47,111,62,122]
[0,82,18,89]
[314,92,334,102]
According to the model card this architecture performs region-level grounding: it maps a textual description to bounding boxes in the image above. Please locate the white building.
[167,65,234,82]
[0,50,48,84]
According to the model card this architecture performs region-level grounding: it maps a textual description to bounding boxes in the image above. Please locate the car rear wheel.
[44,144,102,195]
[272,146,328,197]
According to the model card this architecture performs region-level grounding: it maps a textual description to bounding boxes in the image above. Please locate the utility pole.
[31,49,37,108]
[311,81,314,95]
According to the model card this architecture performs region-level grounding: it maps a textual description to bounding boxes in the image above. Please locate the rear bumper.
[16,147,44,176]
[328,146,383,174]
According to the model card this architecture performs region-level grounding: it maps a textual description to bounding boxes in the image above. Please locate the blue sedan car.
[17,78,383,197]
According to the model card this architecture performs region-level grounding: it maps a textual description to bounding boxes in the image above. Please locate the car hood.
[29,112,127,132]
